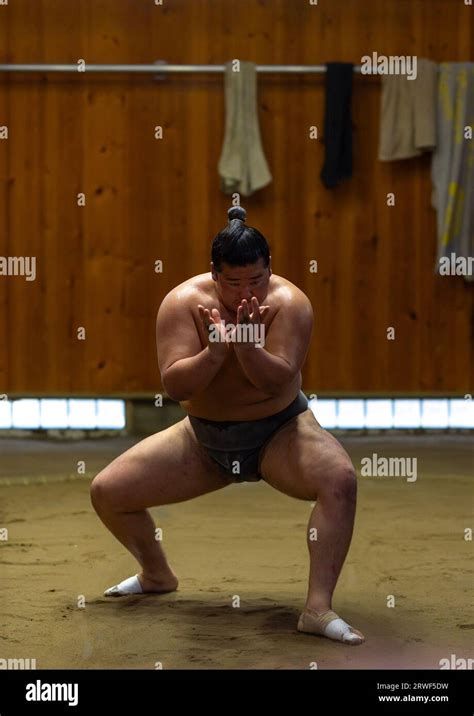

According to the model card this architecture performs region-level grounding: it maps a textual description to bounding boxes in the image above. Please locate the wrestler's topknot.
[211,206,269,271]
[227,206,247,223]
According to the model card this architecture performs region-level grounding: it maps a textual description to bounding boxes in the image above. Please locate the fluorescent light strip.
[337,399,365,429]
[421,399,449,428]
[96,399,126,429]
[0,399,126,430]
[449,399,474,428]
[12,399,41,429]
[365,399,393,428]
[308,398,473,429]
[0,399,13,428]
[0,398,472,431]
[393,399,421,429]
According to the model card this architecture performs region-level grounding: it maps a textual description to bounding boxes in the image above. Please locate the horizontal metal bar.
[0,63,369,74]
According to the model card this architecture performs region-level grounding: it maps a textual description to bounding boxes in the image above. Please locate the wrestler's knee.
[90,471,114,513]
[90,458,136,513]
[322,461,357,506]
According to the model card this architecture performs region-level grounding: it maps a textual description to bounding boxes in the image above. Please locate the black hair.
[211,206,270,273]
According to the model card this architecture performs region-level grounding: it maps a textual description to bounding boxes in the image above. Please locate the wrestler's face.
[211,258,272,315]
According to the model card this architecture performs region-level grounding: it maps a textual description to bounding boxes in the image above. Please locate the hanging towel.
[218,61,272,197]
[320,62,354,189]
[378,58,438,161]
[431,63,474,282]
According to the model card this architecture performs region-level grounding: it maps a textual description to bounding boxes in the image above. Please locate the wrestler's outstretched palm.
[237,297,269,325]
[197,305,228,357]
[231,297,269,346]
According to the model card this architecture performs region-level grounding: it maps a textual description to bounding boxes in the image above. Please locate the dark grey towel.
[320,62,354,189]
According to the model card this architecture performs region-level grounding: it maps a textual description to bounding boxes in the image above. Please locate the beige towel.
[218,61,272,196]
[379,58,438,161]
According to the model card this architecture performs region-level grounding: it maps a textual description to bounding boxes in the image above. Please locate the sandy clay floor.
[0,434,473,669]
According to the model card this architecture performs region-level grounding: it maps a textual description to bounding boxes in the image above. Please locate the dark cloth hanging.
[320,62,354,189]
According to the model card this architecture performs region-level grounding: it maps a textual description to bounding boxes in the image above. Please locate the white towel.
[218,61,272,196]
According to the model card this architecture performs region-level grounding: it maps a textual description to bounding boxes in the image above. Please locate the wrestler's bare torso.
[156,272,313,421]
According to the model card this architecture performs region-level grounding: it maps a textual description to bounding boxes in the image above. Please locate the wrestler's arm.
[233,293,313,396]
[156,292,226,402]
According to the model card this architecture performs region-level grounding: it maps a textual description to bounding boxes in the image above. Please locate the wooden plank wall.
[0,0,472,396]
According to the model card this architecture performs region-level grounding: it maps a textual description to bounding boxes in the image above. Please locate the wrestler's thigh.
[259,409,356,500]
[90,416,234,511]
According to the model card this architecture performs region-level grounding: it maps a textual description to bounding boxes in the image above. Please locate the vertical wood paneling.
[0,11,8,392]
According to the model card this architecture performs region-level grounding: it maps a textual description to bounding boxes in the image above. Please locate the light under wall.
[0,398,472,431]
[0,399,126,430]
[308,398,474,429]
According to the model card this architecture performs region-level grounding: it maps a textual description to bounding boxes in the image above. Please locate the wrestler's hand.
[238,297,269,324]
[197,304,229,358]
[231,297,269,347]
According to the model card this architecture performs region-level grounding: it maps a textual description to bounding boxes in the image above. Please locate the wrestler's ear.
[210,262,218,281]
[268,256,272,277]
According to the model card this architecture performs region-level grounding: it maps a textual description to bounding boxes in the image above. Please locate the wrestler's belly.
[181,371,302,421]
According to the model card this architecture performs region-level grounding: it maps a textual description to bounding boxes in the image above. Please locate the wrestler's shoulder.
[270,274,309,299]
[269,275,313,312]
[159,274,210,308]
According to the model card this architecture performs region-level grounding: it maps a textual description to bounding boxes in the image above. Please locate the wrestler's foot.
[297,606,365,645]
[104,571,179,597]
[139,571,179,594]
